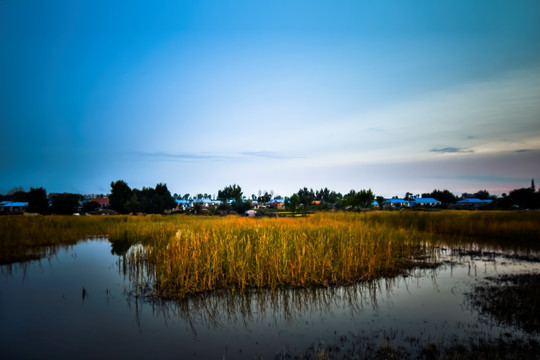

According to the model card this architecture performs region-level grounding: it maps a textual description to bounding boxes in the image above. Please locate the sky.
[1,0,539,198]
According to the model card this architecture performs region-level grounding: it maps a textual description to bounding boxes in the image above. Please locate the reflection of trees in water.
[110,239,132,256]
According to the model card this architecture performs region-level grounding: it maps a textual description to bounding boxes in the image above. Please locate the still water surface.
[1,239,538,359]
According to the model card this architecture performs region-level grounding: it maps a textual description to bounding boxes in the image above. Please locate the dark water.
[1,239,538,359]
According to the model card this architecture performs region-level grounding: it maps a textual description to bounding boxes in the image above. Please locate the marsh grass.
[0,215,106,263]
[137,214,433,299]
[1,211,539,299]
[280,332,540,360]
[467,273,540,333]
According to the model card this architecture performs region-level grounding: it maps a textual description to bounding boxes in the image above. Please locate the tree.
[124,191,143,213]
[357,189,375,209]
[155,183,175,212]
[109,180,132,214]
[7,186,24,196]
[258,192,272,203]
[233,199,252,214]
[297,187,315,215]
[114,183,176,214]
[328,190,342,204]
[27,187,49,214]
[508,187,540,209]
[316,188,331,202]
[422,189,458,205]
[51,193,82,214]
[7,187,27,202]
[344,190,358,209]
[473,190,493,200]
[82,201,101,213]
[285,194,300,215]
[217,184,243,203]
[497,193,514,209]
[345,189,375,210]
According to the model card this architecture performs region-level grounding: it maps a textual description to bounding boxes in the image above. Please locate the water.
[1,239,539,359]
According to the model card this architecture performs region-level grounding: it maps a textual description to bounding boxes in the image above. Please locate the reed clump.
[140,213,433,298]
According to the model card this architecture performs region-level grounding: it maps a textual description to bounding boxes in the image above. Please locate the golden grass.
[138,214,429,298]
[1,211,539,298]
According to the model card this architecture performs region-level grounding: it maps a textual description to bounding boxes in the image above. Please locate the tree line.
[2,179,539,215]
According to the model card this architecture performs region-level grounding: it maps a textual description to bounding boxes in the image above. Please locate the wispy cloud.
[453,174,530,183]
[130,151,298,162]
[430,147,473,154]
[240,151,301,159]
[132,152,226,161]
[514,149,535,153]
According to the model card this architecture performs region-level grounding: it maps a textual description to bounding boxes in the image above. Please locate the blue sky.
[1,0,539,198]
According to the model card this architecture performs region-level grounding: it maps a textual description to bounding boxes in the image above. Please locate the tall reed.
[137,213,433,298]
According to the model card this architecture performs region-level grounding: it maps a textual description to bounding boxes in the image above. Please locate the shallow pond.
[1,239,539,359]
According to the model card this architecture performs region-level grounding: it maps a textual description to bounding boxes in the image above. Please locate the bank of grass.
[1,211,539,298]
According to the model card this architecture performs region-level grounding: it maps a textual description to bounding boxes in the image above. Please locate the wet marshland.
[1,238,539,359]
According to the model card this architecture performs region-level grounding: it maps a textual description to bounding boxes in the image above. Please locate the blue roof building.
[382,199,410,209]
[456,198,493,208]
[409,198,441,207]
[0,201,29,213]
[267,198,284,204]
[457,198,492,204]
[192,198,222,207]
[175,199,192,208]
[267,198,285,208]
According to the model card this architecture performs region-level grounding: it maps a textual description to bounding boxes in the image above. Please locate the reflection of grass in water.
[467,273,540,334]
[130,281,387,331]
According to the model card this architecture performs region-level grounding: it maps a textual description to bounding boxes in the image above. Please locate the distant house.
[382,199,410,209]
[267,198,285,209]
[175,199,192,210]
[371,200,380,208]
[0,201,29,214]
[192,198,222,208]
[456,198,493,208]
[90,198,109,210]
[409,198,441,207]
